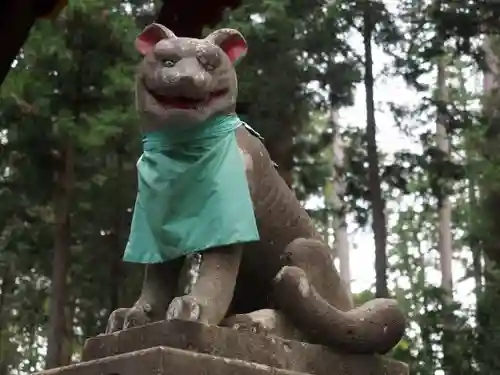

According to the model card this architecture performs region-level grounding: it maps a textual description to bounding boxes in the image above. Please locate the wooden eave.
[0,0,242,88]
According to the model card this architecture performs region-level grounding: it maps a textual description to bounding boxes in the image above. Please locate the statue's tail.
[272,266,406,354]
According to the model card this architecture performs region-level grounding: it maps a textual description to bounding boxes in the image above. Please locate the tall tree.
[362,2,388,298]
[330,108,351,290]
[475,34,500,373]
[435,50,454,375]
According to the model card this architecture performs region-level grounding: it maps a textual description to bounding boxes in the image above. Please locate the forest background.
[1,1,500,374]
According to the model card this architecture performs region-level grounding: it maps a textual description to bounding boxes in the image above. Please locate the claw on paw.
[166,296,201,322]
[105,307,129,334]
[121,305,152,330]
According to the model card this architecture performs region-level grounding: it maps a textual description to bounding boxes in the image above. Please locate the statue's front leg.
[166,244,243,325]
[106,258,184,333]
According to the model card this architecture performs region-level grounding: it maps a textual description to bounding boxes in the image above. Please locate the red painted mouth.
[151,89,229,109]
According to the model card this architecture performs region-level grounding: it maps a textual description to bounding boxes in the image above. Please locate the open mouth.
[150,89,228,109]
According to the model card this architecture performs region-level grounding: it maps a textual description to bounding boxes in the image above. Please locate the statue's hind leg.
[279,238,353,311]
[272,238,406,354]
[221,309,306,341]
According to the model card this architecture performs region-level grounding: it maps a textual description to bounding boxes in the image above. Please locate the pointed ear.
[135,23,176,56]
[205,28,248,65]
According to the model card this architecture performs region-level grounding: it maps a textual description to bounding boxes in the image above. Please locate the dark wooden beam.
[0,0,65,87]
[0,1,37,86]
[156,0,242,37]
[0,0,242,88]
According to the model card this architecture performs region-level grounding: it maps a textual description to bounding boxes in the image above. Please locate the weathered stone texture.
[38,346,305,375]
[81,319,408,375]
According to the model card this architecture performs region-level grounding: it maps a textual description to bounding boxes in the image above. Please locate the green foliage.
[2,0,500,373]
[0,0,147,369]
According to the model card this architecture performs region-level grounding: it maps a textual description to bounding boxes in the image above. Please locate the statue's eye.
[197,56,216,72]
[163,59,176,68]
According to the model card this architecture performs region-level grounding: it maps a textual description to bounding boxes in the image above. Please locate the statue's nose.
[156,58,210,97]
[178,73,207,89]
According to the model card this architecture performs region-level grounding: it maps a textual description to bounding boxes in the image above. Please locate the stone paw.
[166,295,201,322]
[105,307,129,334]
[222,313,267,335]
[221,309,305,341]
[105,304,153,334]
[123,303,152,330]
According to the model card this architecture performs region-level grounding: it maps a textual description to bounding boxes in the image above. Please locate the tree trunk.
[435,35,453,306]
[110,148,125,313]
[0,265,14,375]
[480,36,500,264]
[469,175,482,318]
[435,51,454,375]
[362,5,388,298]
[45,139,74,369]
[475,34,500,374]
[330,108,351,292]
[418,249,435,373]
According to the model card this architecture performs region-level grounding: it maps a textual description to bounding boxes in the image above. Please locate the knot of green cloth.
[142,114,240,151]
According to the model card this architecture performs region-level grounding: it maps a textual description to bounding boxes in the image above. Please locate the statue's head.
[134,23,247,127]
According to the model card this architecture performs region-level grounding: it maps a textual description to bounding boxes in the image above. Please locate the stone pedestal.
[36,319,409,375]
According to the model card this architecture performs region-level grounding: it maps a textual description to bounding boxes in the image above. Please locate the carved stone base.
[36,319,408,375]
[39,347,303,375]
[76,319,408,375]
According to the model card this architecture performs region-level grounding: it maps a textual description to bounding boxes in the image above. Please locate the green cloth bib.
[123,114,260,263]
